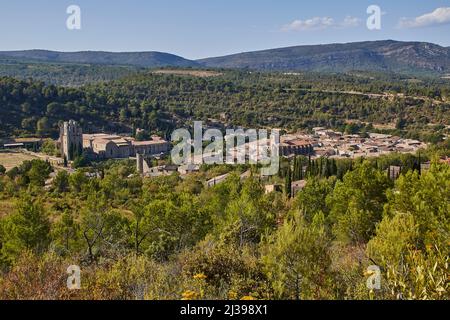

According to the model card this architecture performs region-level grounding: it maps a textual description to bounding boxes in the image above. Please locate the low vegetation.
[0,149,448,300]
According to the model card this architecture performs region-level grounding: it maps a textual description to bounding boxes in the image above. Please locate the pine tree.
[1,195,51,263]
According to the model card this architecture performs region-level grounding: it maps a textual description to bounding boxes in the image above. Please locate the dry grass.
[372,123,397,130]
[0,199,15,218]
[344,120,397,131]
[0,151,39,171]
[153,69,222,78]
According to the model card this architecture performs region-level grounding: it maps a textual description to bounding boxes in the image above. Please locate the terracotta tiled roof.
[132,140,168,146]
[83,134,122,140]
[281,139,312,147]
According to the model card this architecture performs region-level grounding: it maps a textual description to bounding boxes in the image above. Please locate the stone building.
[132,136,169,156]
[387,166,402,180]
[83,133,170,160]
[1,138,43,151]
[280,138,314,157]
[178,164,200,175]
[58,120,170,161]
[136,153,151,175]
[59,120,83,161]
[83,134,132,159]
[265,184,283,194]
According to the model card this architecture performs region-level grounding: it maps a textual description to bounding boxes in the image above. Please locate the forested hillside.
[0,71,449,142]
[0,50,199,68]
[0,57,141,86]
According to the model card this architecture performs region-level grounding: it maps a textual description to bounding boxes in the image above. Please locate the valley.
[0,38,448,302]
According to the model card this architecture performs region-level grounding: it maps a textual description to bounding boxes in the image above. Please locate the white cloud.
[340,16,362,28]
[282,17,334,32]
[281,16,361,32]
[399,7,450,28]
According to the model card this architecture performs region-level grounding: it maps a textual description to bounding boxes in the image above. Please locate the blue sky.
[0,0,450,59]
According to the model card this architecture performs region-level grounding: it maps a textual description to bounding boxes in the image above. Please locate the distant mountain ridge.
[1,40,450,75]
[0,50,199,68]
[198,40,450,75]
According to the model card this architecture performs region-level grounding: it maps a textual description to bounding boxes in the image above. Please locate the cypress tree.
[285,168,292,198]
[68,143,74,161]
[332,159,337,176]
[324,158,330,177]
[293,158,297,180]
[418,152,422,175]
[318,158,322,177]
[311,161,316,177]
[299,158,303,180]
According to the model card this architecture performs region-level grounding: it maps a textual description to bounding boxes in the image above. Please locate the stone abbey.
[58,120,170,161]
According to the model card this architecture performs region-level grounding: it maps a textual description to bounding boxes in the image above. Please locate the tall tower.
[60,120,83,161]
[136,153,151,176]
[136,153,144,175]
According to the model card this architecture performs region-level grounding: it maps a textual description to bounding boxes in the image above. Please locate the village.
[287,127,428,159]
[0,121,431,172]
[0,120,439,197]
